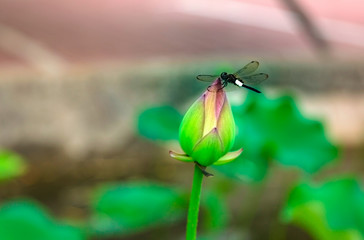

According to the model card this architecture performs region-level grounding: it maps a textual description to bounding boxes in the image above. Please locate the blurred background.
[0,0,364,239]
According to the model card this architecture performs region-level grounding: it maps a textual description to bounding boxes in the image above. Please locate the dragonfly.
[196,61,268,93]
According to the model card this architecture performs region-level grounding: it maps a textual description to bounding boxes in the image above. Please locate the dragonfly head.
[220,72,228,80]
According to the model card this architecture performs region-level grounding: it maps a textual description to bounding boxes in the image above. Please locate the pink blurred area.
[0,0,363,66]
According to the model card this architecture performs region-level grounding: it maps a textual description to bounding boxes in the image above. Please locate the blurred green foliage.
[89,182,187,237]
[0,182,231,240]
[88,182,230,238]
[197,230,245,240]
[137,106,182,141]
[216,93,338,181]
[0,200,85,240]
[0,88,348,240]
[0,150,26,182]
[282,177,364,240]
[200,191,229,233]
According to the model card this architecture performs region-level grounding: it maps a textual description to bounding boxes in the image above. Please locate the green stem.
[186,164,204,240]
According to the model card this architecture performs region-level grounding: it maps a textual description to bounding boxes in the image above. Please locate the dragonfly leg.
[216,81,228,92]
[207,80,226,92]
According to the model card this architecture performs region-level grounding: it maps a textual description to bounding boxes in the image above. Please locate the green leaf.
[0,150,26,182]
[0,200,85,240]
[281,177,364,240]
[215,93,338,181]
[89,182,187,237]
[137,106,182,140]
[201,191,229,232]
[197,230,245,240]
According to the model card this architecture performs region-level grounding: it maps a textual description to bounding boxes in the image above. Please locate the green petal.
[169,151,194,162]
[179,96,205,155]
[191,128,224,166]
[213,148,243,166]
[217,97,235,154]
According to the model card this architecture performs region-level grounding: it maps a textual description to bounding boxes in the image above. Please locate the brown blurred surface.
[0,60,363,159]
[0,0,364,68]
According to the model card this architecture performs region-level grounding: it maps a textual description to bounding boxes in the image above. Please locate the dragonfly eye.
[220,72,228,79]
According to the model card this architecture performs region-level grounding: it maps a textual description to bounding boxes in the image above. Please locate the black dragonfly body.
[197,61,268,93]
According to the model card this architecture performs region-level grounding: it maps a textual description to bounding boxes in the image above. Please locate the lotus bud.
[170,79,243,167]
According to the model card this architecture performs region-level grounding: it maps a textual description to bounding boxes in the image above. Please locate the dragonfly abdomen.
[234,79,244,87]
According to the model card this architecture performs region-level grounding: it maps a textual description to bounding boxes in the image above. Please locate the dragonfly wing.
[243,73,269,85]
[222,83,240,92]
[234,61,259,78]
[196,75,219,82]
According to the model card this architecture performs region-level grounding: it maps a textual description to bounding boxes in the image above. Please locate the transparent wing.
[223,82,261,93]
[242,73,269,85]
[233,61,259,78]
[196,75,219,82]
[223,83,240,92]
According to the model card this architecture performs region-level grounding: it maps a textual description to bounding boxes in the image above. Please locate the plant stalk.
[186,164,204,240]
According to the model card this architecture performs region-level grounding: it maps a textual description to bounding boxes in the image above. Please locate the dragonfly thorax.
[220,72,236,82]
